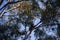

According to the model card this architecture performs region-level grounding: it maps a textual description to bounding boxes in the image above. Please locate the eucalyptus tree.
[0,0,60,40]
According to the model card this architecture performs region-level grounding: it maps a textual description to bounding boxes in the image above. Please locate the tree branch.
[23,21,42,40]
[0,0,21,10]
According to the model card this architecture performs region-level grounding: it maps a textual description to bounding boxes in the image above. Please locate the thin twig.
[23,21,42,40]
[0,0,21,10]
[0,3,20,17]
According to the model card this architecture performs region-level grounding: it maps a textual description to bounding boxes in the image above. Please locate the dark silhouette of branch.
[0,0,3,5]
[0,3,20,18]
[0,0,21,10]
[0,0,22,17]
[23,21,42,40]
